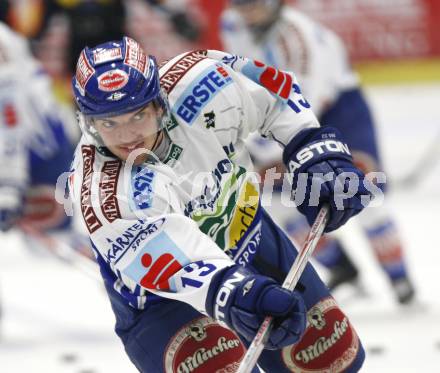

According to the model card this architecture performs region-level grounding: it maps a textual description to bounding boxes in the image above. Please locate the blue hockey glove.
[0,187,24,232]
[206,266,306,350]
[282,126,372,232]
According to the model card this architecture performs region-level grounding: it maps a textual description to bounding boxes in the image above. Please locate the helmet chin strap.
[152,109,170,152]
[150,128,163,153]
[144,114,172,163]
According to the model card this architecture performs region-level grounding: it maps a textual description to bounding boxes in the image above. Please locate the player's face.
[233,2,272,28]
[93,102,163,165]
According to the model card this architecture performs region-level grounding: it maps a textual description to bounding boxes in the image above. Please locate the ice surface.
[0,231,138,373]
[1,83,439,372]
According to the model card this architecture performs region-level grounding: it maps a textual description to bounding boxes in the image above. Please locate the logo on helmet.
[124,37,147,74]
[98,69,129,92]
[93,47,123,65]
[106,92,127,101]
[76,50,95,96]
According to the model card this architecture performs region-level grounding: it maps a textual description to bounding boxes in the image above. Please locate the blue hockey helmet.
[72,36,167,119]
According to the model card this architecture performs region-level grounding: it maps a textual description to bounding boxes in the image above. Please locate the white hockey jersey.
[221,6,359,117]
[69,50,319,314]
[0,23,75,194]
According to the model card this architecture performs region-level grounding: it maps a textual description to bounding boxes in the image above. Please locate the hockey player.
[0,22,76,233]
[221,0,415,304]
[0,23,82,333]
[27,0,199,75]
[69,37,372,372]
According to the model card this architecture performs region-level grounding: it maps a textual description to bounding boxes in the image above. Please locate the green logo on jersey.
[165,115,179,132]
[163,143,183,166]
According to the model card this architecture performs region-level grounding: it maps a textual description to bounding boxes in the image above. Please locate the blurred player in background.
[0,22,88,324]
[0,1,10,23]
[221,0,415,304]
[2,0,200,74]
[1,0,201,105]
[0,22,76,232]
[69,37,371,372]
[36,0,128,74]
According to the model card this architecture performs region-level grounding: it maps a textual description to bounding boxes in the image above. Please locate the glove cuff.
[206,265,250,326]
[206,265,276,328]
[282,127,353,175]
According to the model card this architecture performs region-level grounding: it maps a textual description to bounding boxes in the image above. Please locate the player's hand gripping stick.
[236,205,330,373]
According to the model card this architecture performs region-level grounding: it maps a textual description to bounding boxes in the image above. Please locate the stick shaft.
[393,128,440,189]
[19,223,100,281]
[236,205,330,373]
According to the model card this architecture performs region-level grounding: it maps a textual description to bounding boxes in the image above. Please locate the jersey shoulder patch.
[173,62,233,125]
[159,50,208,95]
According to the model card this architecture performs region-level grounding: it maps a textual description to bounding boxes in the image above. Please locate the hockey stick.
[392,128,440,190]
[236,205,330,373]
[18,223,101,282]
